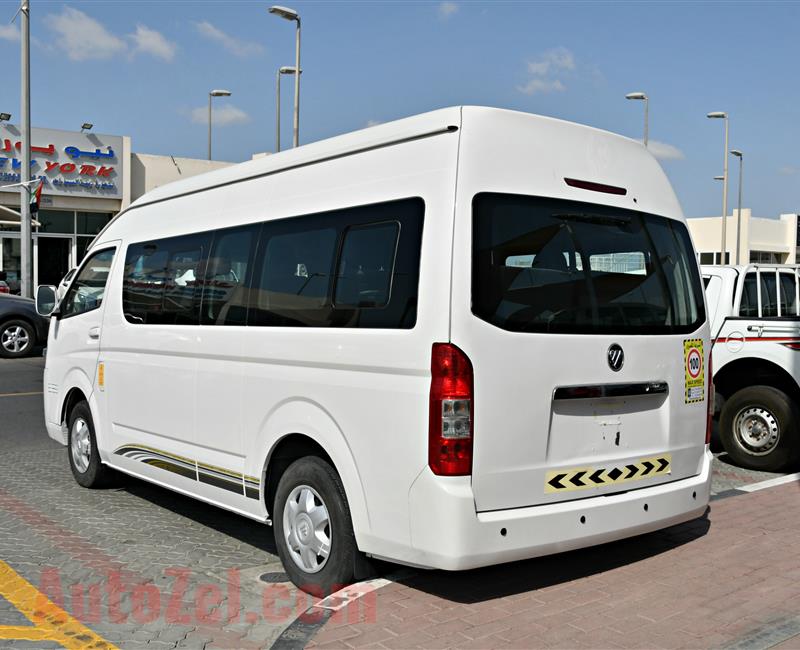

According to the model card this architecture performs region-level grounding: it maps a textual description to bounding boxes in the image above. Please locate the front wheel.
[273,456,357,595]
[719,385,800,472]
[68,401,116,488]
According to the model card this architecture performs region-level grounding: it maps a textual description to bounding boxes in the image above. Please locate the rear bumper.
[406,448,712,571]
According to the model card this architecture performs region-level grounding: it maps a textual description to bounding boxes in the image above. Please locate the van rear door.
[454,194,709,512]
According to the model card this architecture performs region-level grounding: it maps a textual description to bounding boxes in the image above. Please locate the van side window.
[201,225,257,326]
[123,234,211,324]
[249,197,424,329]
[334,222,399,309]
[250,225,338,327]
[60,248,116,319]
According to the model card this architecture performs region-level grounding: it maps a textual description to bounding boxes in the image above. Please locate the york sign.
[0,125,124,200]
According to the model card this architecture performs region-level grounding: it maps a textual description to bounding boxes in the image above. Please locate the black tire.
[0,319,35,358]
[67,401,116,488]
[719,385,800,472]
[273,456,357,596]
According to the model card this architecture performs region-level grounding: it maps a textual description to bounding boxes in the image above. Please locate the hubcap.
[282,485,331,574]
[70,418,91,473]
[1,325,30,354]
[734,406,780,456]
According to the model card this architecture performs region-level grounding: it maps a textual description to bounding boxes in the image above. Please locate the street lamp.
[730,149,744,265]
[708,111,729,264]
[625,92,648,147]
[269,5,301,148]
[0,113,10,122]
[80,122,93,132]
[208,89,232,160]
[276,66,301,153]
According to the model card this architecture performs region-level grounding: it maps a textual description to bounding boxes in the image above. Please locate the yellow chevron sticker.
[544,454,672,493]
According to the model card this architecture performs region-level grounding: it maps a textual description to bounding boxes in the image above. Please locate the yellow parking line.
[0,625,52,640]
[0,560,118,649]
[0,391,43,398]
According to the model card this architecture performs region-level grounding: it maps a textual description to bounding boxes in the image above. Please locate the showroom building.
[687,210,800,266]
[0,123,232,291]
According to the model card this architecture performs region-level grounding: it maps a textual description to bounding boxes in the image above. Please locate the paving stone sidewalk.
[308,481,800,650]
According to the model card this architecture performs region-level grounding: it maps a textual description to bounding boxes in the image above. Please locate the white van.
[37,107,713,594]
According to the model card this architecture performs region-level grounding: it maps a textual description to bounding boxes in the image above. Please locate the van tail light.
[706,351,714,445]
[429,343,473,476]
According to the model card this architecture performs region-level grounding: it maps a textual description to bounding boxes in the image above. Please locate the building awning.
[0,204,41,227]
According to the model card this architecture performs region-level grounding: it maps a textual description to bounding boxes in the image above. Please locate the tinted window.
[123,233,211,324]
[472,193,705,334]
[761,273,778,317]
[249,198,423,328]
[334,222,399,308]
[201,225,257,326]
[250,225,337,327]
[780,273,798,316]
[61,248,115,318]
[739,273,759,317]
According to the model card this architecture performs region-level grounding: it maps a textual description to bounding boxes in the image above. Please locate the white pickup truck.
[702,264,800,472]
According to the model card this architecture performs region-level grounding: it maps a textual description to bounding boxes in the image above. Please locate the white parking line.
[0,391,42,398]
[738,472,800,493]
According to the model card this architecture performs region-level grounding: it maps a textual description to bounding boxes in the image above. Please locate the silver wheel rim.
[70,418,91,473]
[733,406,780,456]
[282,485,331,574]
[1,325,30,354]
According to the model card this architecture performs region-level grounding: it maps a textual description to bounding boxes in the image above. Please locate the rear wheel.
[719,385,800,472]
[68,401,116,488]
[0,319,35,358]
[273,456,357,595]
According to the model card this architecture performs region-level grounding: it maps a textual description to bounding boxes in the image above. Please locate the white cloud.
[647,140,685,161]
[517,78,566,96]
[44,6,127,61]
[366,119,382,127]
[438,2,459,19]
[518,47,575,96]
[779,165,799,176]
[129,24,176,61]
[191,104,250,126]
[0,24,19,42]
[194,21,264,58]
[525,47,575,77]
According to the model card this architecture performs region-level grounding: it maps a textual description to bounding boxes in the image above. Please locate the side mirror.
[35,285,59,317]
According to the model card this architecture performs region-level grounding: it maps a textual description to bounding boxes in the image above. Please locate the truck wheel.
[68,401,116,488]
[719,385,800,472]
[273,456,357,596]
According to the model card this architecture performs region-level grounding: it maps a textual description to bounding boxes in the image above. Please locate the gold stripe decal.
[114,444,261,500]
[544,454,672,493]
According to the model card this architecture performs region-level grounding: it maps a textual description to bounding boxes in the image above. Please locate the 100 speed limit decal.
[684,338,705,404]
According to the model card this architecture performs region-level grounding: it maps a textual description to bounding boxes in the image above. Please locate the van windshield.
[472,193,705,334]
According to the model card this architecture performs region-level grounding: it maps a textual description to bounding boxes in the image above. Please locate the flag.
[29,177,43,214]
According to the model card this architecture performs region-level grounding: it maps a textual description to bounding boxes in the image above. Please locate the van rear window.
[472,193,705,334]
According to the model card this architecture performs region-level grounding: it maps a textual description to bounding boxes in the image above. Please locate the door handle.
[88,326,100,340]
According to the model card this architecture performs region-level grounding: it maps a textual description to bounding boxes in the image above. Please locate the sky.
[0,0,798,219]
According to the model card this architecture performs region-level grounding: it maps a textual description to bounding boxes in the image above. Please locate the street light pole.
[20,0,32,298]
[625,92,648,147]
[275,66,300,153]
[269,6,301,148]
[731,150,744,265]
[207,89,232,161]
[708,112,729,264]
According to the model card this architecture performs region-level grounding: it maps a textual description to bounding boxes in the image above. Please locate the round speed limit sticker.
[684,339,705,403]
